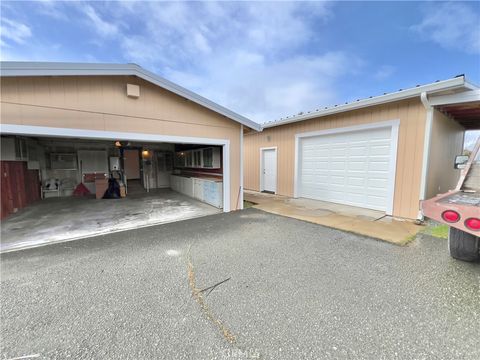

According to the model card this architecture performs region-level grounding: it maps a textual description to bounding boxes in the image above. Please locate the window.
[203,148,213,167]
[50,153,77,170]
[186,151,193,167]
[193,150,202,167]
[174,147,220,169]
[174,152,185,167]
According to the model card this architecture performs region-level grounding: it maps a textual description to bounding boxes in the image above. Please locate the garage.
[244,76,477,220]
[0,133,228,252]
[0,61,261,252]
[296,121,399,214]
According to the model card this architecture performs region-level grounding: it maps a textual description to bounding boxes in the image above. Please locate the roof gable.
[0,61,262,131]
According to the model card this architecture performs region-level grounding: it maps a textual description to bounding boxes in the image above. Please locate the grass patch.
[423,223,449,239]
[243,200,256,209]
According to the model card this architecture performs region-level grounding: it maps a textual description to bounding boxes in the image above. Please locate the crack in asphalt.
[185,242,265,359]
[186,253,237,344]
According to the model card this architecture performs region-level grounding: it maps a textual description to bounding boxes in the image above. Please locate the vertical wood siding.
[1,76,242,210]
[426,109,464,198]
[244,99,427,219]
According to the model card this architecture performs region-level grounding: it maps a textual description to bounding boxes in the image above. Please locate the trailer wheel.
[448,227,480,262]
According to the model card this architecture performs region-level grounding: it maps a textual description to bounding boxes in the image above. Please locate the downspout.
[239,125,244,210]
[418,91,434,220]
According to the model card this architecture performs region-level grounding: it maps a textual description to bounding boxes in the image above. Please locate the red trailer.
[421,136,480,261]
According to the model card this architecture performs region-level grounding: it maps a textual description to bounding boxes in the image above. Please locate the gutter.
[263,76,468,129]
[239,125,244,210]
[418,91,434,220]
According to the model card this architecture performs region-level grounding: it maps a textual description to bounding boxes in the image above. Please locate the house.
[244,76,480,220]
[0,62,261,250]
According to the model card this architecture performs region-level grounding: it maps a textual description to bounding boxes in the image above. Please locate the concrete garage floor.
[1,209,479,360]
[245,190,423,245]
[0,189,220,253]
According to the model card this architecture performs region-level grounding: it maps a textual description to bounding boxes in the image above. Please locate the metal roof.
[263,76,479,128]
[0,61,262,132]
[428,90,480,129]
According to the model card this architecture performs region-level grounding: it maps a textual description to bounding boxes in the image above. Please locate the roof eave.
[0,61,262,132]
[263,76,469,129]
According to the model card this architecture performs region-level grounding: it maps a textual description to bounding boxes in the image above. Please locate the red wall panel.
[0,161,41,219]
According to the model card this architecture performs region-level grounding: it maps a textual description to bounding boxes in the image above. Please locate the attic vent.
[126,84,140,98]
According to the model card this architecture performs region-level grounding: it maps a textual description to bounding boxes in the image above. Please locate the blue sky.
[1,1,479,129]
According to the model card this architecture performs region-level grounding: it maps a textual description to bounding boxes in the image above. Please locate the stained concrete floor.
[1,189,220,253]
[244,190,423,245]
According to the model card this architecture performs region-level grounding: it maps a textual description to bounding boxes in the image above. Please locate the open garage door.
[0,126,229,252]
[296,121,399,214]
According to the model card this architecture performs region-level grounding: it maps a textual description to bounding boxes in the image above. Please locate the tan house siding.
[425,109,464,199]
[1,76,242,210]
[244,99,427,219]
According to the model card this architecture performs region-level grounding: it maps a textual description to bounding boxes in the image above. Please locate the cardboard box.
[95,178,108,199]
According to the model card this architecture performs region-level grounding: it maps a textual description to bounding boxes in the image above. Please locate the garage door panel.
[330,162,346,171]
[299,126,394,212]
[368,160,389,172]
[370,145,390,155]
[368,178,388,188]
[330,176,346,185]
[348,162,367,171]
[346,193,366,204]
[347,177,365,186]
[349,147,368,156]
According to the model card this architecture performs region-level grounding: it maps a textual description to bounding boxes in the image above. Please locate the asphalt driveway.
[1,209,479,359]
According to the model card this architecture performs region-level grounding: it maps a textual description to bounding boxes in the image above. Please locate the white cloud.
[412,2,480,54]
[113,1,360,122]
[374,65,395,80]
[465,131,480,151]
[0,1,362,123]
[80,4,119,37]
[0,18,32,45]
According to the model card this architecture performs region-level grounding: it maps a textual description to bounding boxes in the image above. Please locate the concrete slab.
[244,190,423,245]
[1,189,220,253]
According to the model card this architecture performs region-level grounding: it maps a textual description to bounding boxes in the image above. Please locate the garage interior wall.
[0,76,242,210]
[244,99,427,219]
[425,109,464,199]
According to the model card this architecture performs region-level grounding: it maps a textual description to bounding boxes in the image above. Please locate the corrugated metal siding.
[244,99,427,219]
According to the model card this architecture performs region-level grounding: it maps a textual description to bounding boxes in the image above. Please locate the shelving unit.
[174,147,221,169]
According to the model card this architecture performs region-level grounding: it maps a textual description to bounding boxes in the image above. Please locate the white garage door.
[298,125,395,212]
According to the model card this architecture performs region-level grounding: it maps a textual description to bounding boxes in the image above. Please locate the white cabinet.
[202,147,221,168]
[171,175,223,208]
[201,180,223,208]
[193,150,202,167]
[170,175,194,197]
[78,150,108,174]
[194,178,204,200]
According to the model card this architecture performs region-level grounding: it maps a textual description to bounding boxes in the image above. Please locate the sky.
[1,1,479,145]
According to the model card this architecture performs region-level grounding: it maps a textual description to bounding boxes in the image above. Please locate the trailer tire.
[448,227,480,262]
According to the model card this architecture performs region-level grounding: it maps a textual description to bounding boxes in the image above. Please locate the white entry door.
[297,125,397,213]
[261,148,277,193]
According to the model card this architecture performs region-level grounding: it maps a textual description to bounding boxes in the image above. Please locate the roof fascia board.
[428,89,480,107]
[463,80,479,91]
[0,62,262,132]
[263,77,467,128]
